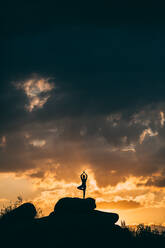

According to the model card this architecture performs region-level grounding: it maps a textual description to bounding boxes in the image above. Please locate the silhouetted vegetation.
[0,195,23,218]
[121,222,165,247]
[0,196,43,219]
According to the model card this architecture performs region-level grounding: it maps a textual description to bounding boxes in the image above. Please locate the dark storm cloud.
[29,170,46,179]
[146,177,165,187]
[1,1,165,187]
[1,1,165,38]
[2,26,165,129]
[138,176,165,188]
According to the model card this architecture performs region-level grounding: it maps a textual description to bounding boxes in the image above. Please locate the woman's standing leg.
[83,188,86,199]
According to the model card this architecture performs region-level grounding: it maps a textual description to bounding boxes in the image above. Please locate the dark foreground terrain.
[0,197,165,248]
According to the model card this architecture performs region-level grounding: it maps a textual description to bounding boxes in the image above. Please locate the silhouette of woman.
[77,171,88,199]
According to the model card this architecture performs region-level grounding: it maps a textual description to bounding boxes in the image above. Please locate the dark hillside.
[0,197,164,248]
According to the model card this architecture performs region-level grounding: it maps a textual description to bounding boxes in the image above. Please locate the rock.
[1,203,37,222]
[52,197,118,225]
[90,209,119,224]
[52,197,119,225]
[0,198,128,248]
[54,197,96,214]
[49,211,55,217]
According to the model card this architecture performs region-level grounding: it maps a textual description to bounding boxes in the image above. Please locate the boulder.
[54,197,96,214]
[90,209,119,224]
[1,203,37,222]
[0,198,126,248]
[53,197,118,225]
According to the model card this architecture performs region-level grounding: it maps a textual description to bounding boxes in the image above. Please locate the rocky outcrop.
[52,197,119,225]
[0,198,128,248]
[0,198,118,227]
[54,197,96,214]
[0,203,36,222]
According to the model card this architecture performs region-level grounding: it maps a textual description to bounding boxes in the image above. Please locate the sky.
[1,1,165,225]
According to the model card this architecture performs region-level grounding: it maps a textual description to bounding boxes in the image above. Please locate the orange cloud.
[97,200,142,210]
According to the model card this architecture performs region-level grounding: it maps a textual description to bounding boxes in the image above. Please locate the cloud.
[0,198,8,203]
[0,136,6,148]
[97,200,142,210]
[29,170,46,179]
[139,128,158,144]
[144,176,165,188]
[2,1,165,41]
[16,76,54,112]
[0,105,165,189]
[29,139,46,148]
[2,25,165,192]
[121,144,136,152]
[160,111,165,127]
